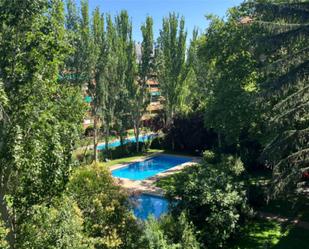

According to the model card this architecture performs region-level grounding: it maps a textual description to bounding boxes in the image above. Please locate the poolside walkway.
[110,153,200,196]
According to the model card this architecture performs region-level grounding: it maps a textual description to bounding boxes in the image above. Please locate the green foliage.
[178,213,200,249]
[252,1,309,196]
[16,196,93,249]
[179,28,204,113]
[0,215,8,249]
[128,16,154,152]
[0,1,85,247]
[9,83,84,210]
[92,10,139,155]
[165,154,250,248]
[143,214,200,249]
[161,112,218,154]
[156,13,188,124]
[144,216,174,249]
[199,12,260,145]
[67,164,145,249]
[202,150,218,164]
[1,1,307,248]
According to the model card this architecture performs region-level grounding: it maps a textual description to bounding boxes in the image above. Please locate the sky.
[77,0,244,42]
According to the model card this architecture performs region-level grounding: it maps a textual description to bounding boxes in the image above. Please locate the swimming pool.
[97,134,156,151]
[112,154,192,180]
[131,194,169,220]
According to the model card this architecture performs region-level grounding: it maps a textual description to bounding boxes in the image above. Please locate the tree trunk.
[165,105,174,128]
[105,123,110,156]
[93,116,98,162]
[120,130,124,151]
[134,119,140,153]
[218,133,222,151]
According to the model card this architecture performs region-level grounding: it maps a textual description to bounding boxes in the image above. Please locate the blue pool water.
[132,194,169,220]
[97,134,155,151]
[112,154,192,180]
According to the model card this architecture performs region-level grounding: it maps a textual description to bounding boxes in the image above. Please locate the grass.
[230,219,309,249]
[230,219,285,249]
[272,226,309,249]
[229,219,309,249]
[97,149,163,168]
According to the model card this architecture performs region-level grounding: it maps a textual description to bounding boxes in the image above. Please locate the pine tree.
[252,1,309,196]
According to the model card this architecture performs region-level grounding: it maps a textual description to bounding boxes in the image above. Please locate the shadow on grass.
[230,219,284,249]
[260,194,309,223]
[272,226,309,249]
[230,217,309,249]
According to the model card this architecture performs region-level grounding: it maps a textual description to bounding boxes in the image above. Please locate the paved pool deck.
[110,153,201,196]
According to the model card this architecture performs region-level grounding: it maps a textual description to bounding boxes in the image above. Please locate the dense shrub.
[76,141,151,164]
[100,141,149,160]
[164,153,251,248]
[247,185,267,208]
[0,216,8,249]
[238,130,263,170]
[149,136,168,150]
[202,150,219,164]
[16,196,92,249]
[67,164,145,249]
[143,113,165,132]
[143,213,200,249]
[84,125,94,137]
[152,112,217,154]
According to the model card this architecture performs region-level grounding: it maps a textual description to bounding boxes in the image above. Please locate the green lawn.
[230,219,309,249]
[98,149,163,168]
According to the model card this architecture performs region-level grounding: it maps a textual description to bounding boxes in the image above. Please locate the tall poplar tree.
[64,0,80,79]
[90,7,105,161]
[114,11,134,149]
[157,13,187,125]
[128,16,154,152]
[65,0,102,161]
[98,14,119,152]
